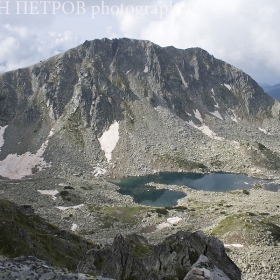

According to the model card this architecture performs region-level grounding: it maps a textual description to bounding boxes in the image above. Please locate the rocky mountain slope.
[0,199,93,270]
[0,177,279,280]
[0,38,280,180]
[78,231,241,280]
[0,199,241,280]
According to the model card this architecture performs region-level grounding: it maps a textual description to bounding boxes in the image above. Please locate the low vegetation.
[209,213,280,246]
[0,199,93,271]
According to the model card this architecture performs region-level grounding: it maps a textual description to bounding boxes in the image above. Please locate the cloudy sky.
[0,0,279,85]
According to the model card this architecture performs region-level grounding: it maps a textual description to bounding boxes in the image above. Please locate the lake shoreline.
[111,172,276,207]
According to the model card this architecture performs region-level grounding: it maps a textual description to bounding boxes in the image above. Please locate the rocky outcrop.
[0,255,100,280]
[0,253,236,280]
[78,231,241,280]
[0,198,241,280]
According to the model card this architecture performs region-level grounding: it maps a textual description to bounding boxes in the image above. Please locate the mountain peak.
[0,38,279,179]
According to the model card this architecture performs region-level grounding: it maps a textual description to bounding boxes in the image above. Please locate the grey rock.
[0,38,279,179]
[0,255,100,279]
[184,255,231,280]
[78,231,241,280]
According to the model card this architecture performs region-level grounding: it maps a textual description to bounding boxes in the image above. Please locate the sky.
[0,0,280,85]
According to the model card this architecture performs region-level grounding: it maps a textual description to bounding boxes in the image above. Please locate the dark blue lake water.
[111,172,264,207]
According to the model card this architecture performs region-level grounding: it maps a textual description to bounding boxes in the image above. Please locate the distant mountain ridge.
[259,82,280,101]
[0,38,280,179]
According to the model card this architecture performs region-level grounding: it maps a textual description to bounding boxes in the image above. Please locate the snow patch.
[0,129,54,179]
[0,125,8,151]
[71,223,78,231]
[258,127,271,135]
[187,121,224,141]
[37,128,54,157]
[193,109,203,123]
[56,204,85,211]
[210,110,223,120]
[229,109,238,123]
[143,65,148,73]
[167,217,182,224]
[199,124,224,140]
[175,64,188,88]
[92,166,107,177]
[188,120,197,129]
[224,244,244,248]
[38,190,58,200]
[156,222,170,231]
[211,89,220,108]
[156,217,182,231]
[224,84,232,90]
[98,121,119,162]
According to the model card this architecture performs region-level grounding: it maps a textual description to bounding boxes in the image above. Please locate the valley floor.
[0,175,279,280]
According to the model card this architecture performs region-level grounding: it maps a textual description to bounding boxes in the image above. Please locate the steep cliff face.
[0,38,279,179]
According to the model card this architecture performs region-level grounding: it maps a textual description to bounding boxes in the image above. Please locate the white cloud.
[115,0,173,38]
[0,22,80,72]
[0,0,280,85]
[134,0,280,84]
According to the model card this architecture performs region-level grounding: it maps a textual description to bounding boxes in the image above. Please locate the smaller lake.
[111,172,266,207]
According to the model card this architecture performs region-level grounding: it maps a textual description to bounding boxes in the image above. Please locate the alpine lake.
[110,172,273,207]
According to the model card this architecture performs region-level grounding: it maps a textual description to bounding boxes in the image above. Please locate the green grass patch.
[210,213,280,245]
[129,240,152,258]
[98,206,148,229]
[211,214,252,237]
